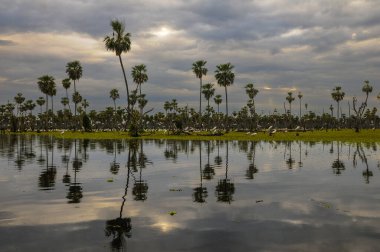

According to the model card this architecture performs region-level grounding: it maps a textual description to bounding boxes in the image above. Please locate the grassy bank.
[9,129,380,142]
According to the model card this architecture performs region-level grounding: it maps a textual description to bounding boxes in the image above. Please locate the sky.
[0,0,379,115]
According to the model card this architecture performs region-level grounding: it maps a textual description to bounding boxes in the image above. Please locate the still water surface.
[0,135,380,251]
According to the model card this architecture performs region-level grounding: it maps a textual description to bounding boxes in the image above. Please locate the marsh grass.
[10,129,380,142]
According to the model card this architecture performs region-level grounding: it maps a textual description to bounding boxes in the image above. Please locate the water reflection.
[193,141,208,203]
[332,142,345,175]
[245,141,258,179]
[215,142,235,203]
[1,135,380,251]
[67,139,83,203]
[38,136,57,190]
[105,142,135,251]
[353,143,373,184]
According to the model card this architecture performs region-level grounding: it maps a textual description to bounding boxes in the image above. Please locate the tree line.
[1,19,379,134]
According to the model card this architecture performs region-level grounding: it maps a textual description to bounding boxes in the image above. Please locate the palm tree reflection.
[332,141,345,175]
[246,141,258,179]
[110,141,120,175]
[105,141,134,251]
[203,141,215,180]
[285,142,295,169]
[353,143,373,184]
[66,139,83,203]
[193,141,208,203]
[132,140,150,201]
[215,141,235,203]
[214,140,223,167]
[38,136,56,190]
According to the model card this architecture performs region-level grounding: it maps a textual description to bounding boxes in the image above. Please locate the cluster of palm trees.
[0,19,379,133]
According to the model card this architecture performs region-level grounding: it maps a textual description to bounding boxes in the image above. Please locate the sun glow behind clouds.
[152,26,176,37]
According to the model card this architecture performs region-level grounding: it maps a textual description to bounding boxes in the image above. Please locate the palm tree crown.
[104,20,131,56]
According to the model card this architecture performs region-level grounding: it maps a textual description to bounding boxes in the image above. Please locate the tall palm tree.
[110,89,120,111]
[37,75,55,130]
[298,91,303,120]
[331,86,345,119]
[215,63,235,120]
[245,83,259,115]
[192,60,208,115]
[286,92,295,115]
[37,75,55,114]
[65,61,82,93]
[131,64,148,96]
[62,78,72,113]
[214,94,222,114]
[104,19,132,109]
[201,83,215,115]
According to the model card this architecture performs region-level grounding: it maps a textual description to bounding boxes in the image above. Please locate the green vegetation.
[11,129,380,142]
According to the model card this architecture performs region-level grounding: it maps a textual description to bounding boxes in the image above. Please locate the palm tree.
[201,83,215,115]
[81,99,89,113]
[298,91,303,120]
[110,89,120,111]
[62,78,72,113]
[66,61,82,115]
[214,94,222,114]
[215,63,235,126]
[72,92,82,117]
[14,93,25,116]
[47,82,57,113]
[37,75,55,114]
[104,19,132,108]
[286,92,295,115]
[61,97,69,110]
[131,64,148,96]
[245,83,259,115]
[36,97,45,114]
[65,61,82,93]
[362,80,373,104]
[192,60,208,115]
[331,86,345,119]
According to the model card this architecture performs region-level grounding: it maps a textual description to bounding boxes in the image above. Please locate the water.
[0,135,379,251]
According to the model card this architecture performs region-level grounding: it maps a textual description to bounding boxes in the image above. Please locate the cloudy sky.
[1,0,379,115]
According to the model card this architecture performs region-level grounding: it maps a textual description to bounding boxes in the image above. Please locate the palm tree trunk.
[45,94,48,131]
[113,100,116,111]
[299,99,302,121]
[337,101,339,119]
[66,89,72,113]
[225,86,228,130]
[118,55,130,110]
[199,78,202,115]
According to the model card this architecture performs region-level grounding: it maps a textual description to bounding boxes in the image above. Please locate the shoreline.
[3,129,380,142]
